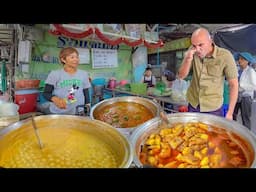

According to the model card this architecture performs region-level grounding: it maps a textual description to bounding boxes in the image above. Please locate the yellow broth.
[0,126,120,168]
[94,101,154,128]
[140,122,253,168]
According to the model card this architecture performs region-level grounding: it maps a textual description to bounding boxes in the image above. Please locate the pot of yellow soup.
[0,115,133,168]
[130,113,256,168]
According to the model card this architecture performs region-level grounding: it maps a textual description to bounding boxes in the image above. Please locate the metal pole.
[10,28,18,102]
[250,90,256,134]
[1,60,7,92]
[156,25,160,66]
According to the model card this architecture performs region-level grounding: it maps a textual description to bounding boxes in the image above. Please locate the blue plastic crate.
[222,104,229,117]
[92,78,106,86]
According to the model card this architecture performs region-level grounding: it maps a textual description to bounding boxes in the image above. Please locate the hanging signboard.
[92,48,118,69]
[147,37,191,54]
[18,40,32,63]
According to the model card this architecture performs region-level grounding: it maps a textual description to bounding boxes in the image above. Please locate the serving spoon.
[160,111,171,125]
[152,98,171,126]
[31,114,44,149]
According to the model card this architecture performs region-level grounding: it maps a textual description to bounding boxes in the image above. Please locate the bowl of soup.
[90,96,160,138]
[0,115,133,168]
[130,112,256,168]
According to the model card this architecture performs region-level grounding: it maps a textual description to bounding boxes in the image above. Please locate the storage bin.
[15,79,40,89]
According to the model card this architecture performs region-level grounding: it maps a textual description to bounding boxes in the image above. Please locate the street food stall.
[1,24,256,168]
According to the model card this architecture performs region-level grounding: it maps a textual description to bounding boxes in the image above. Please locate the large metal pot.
[0,115,133,168]
[90,96,160,138]
[130,112,256,168]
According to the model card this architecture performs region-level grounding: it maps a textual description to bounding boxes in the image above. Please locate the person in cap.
[162,70,176,88]
[141,67,156,88]
[178,28,238,120]
[233,52,256,129]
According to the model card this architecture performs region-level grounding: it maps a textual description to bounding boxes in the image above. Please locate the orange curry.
[140,122,253,168]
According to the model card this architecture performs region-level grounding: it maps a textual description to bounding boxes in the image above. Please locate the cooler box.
[15,89,39,114]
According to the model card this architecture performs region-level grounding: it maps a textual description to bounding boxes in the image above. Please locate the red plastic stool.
[178,105,188,112]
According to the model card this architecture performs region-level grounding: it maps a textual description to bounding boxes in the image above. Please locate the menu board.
[92,48,118,69]
[76,48,90,64]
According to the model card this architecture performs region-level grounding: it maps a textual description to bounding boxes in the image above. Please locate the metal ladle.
[152,99,171,125]
[31,114,44,149]
[160,111,171,125]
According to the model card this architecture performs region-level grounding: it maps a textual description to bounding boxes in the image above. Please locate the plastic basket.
[156,82,166,92]
[92,78,106,86]
[15,79,40,89]
[130,83,147,95]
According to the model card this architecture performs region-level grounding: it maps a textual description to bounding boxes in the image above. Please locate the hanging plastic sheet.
[214,24,256,55]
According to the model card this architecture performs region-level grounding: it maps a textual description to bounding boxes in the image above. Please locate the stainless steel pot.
[0,115,133,168]
[130,112,256,168]
[90,96,160,138]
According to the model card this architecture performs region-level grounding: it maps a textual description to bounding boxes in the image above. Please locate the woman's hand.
[51,96,67,109]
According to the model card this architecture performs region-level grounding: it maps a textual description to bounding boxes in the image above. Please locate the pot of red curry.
[90,96,160,138]
[130,112,256,168]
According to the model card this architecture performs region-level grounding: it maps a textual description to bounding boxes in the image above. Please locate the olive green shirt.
[187,44,238,112]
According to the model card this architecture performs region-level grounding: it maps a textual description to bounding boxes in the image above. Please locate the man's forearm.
[178,47,195,79]
[178,58,193,79]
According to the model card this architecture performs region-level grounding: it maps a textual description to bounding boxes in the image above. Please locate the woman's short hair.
[59,47,79,65]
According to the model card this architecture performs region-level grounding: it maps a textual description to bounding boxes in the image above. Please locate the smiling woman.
[41,47,91,115]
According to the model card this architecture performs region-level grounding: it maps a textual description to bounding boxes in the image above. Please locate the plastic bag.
[171,79,189,102]
[0,102,19,117]
[0,92,9,104]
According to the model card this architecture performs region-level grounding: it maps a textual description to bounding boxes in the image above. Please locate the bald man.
[178,28,238,120]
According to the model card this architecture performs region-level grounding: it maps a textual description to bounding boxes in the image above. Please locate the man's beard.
[196,51,207,59]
